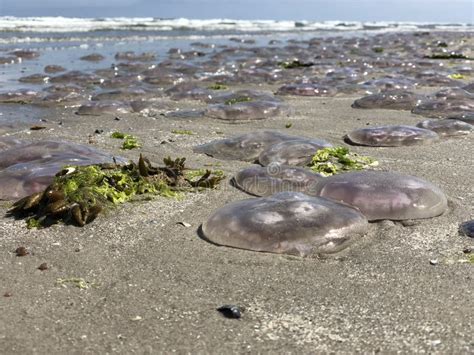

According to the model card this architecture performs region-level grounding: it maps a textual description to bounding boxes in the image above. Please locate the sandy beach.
[0,85,472,353]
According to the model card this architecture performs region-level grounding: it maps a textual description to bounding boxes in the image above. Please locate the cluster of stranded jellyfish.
[0,30,473,255]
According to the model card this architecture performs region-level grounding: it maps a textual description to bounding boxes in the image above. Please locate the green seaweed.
[56,277,97,289]
[171,129,195,135]
[372,47,384,53]
[111,132,141,150]
[9,155,225,228]
[26,218,42,229]
[208,83,228,90]
[224,96,252,105]
[448,73,465,80]
[278,60,314,69]
[122,136,140,150]
[285,123,293,129]
[309,147,378,176]
[110,132,127,139]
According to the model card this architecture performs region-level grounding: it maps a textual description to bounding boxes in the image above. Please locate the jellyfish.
[345,125,439,146]
[351,90,424,111]
[193,130,308,162]
[233,165,323,196]
[276,83,337,97]
[258,139,333,166]
[313,171,448,221]
[76,101,131,116]
[0,140,126,200]
[412,99,474,118]
[415,119,472,137]
[205,89,279,104]
[204,100,287,122]
[201,192,369,256]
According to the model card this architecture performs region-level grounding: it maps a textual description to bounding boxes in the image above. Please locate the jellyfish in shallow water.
[204,100,287,122]
[0,140,125,200]
[345,125,439,146]
[313,171,447,221]
[233,165,323,197]
[201,192,369,256]
[258,139,333,166]
[0,89,41,104]
[416,119,472,137]
[351,90,424,111]
[193,130,306,162]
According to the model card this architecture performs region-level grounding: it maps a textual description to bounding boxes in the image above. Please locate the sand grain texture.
[0,93,473,354]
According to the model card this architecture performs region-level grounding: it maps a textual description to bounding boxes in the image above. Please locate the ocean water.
[1,17,472,89]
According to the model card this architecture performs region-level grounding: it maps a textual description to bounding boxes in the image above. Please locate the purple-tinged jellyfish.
[345,125,439,146]
[351,90,424,111]
[233,165,323,197]
[258,139,333,166]
[193,130,308,162]
[416,119,472,137]
[275,83,337,97]
[0,140,126,200]
[205,90,280,104]
[164,83,216,101]
[204,100,288,122]
[202,192,369,256]
[313,171,448,221]
[76,101,131,116]
[412,99,474,118]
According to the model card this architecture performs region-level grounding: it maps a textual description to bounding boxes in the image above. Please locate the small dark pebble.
[15,246,29,257]
[74,248,81,252]
[463,247,473,254]
[30,126,47,131]
[3,292,12,297]
[459,220,474,238]
[38,263,48,271]
[94,129,104,134]
[217,305,244,319]
[114,116,121,121]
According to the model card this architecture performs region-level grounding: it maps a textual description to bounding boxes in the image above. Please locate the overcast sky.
[0,0,473,22]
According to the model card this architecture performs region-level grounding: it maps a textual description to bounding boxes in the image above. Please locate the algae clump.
[208,83,228,90]
[111,132,141,150]
[171,129,195,135]
[9,155,225,228]
[309,147,378,176]
[278,60,314,69]
[224,97,252,105]
[56,277,97,289]
[448,73,465,80]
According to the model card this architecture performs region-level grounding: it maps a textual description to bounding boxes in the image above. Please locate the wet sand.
[0,91,473,353]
